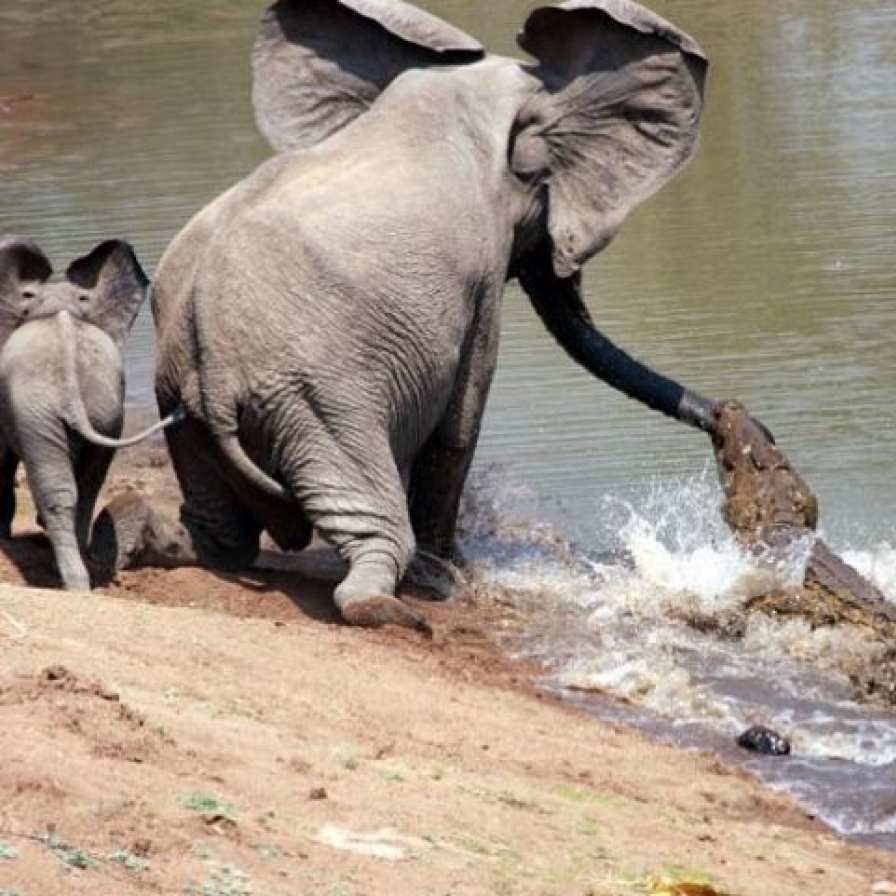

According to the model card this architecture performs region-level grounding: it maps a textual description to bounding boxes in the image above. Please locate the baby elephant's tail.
[57,309,185,448]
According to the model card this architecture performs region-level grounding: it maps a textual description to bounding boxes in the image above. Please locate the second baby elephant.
[0,237,175,591]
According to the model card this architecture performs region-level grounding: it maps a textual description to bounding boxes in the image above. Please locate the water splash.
[461,467,896,845]
[593,473,814,618]
[842,542,896,603]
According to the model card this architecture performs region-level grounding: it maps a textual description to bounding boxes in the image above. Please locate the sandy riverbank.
[0,443,893,895]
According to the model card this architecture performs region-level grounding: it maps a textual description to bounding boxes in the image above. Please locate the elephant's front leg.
[408,296,500,570]
[409,443,476,558]
[279,422,431,634]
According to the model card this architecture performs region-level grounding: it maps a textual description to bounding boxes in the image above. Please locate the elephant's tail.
[190,280,291,501]
[58,310,186,448]
[212,430,291,501]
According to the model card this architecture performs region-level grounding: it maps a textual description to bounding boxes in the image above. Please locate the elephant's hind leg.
[282,434,430,634]
[165,416,262,569]
[161,416,314,568]
[21,447,89,591]
[74,446,114,553]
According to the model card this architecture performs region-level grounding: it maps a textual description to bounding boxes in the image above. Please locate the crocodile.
[709,400,896,701]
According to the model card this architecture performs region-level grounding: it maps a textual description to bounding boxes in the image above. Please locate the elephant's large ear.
[65,240,149,346]
[0,236,53,345]
[512,0,707,278]
[252,0,484,153]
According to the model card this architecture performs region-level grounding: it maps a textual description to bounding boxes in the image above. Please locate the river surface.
[2,0,895,848]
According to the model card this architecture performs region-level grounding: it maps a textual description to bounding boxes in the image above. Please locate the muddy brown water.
[2,0,896,847]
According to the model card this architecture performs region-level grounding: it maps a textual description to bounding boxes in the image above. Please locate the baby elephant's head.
[0,237,149,348]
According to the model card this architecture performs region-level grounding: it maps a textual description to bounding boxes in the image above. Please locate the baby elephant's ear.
[66,240,149,345]
[0,236,53,346]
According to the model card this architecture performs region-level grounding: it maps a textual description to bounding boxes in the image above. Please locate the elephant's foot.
[61,570,91,592]
[91,490,198,574]
[334,560,431,635]
[53,545,91,591]
[340,595,432,635]
[404,549,464,600]
[43,524,91,591]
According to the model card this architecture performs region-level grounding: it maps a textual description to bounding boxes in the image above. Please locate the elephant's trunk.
[516,245,719,435]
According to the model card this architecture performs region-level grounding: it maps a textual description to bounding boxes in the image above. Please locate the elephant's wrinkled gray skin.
[112,0,721,629]
[0,238,174,591]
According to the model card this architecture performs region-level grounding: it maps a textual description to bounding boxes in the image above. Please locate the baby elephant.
[0,237,175,591]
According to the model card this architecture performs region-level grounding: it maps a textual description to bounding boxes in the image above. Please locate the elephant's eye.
[78,294,90,303]
[20,289,35,300]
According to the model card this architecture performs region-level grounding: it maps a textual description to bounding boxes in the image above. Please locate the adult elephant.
[103,0,722,630]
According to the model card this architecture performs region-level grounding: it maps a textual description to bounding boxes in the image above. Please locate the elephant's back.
[72,323,125,419]
[153,179,247,334]
[0,317,64,387]
[152,158,299,412]
[160,137,502,460]
[0,317,123,436]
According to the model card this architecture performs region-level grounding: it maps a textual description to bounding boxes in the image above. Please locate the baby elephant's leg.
[74,446,115,554]
[22,446,89,591]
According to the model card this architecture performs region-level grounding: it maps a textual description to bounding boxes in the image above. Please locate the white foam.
[741,615,880,681]
[841,542,896,602]
[588,473,812,619]
[785,718,896,766]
